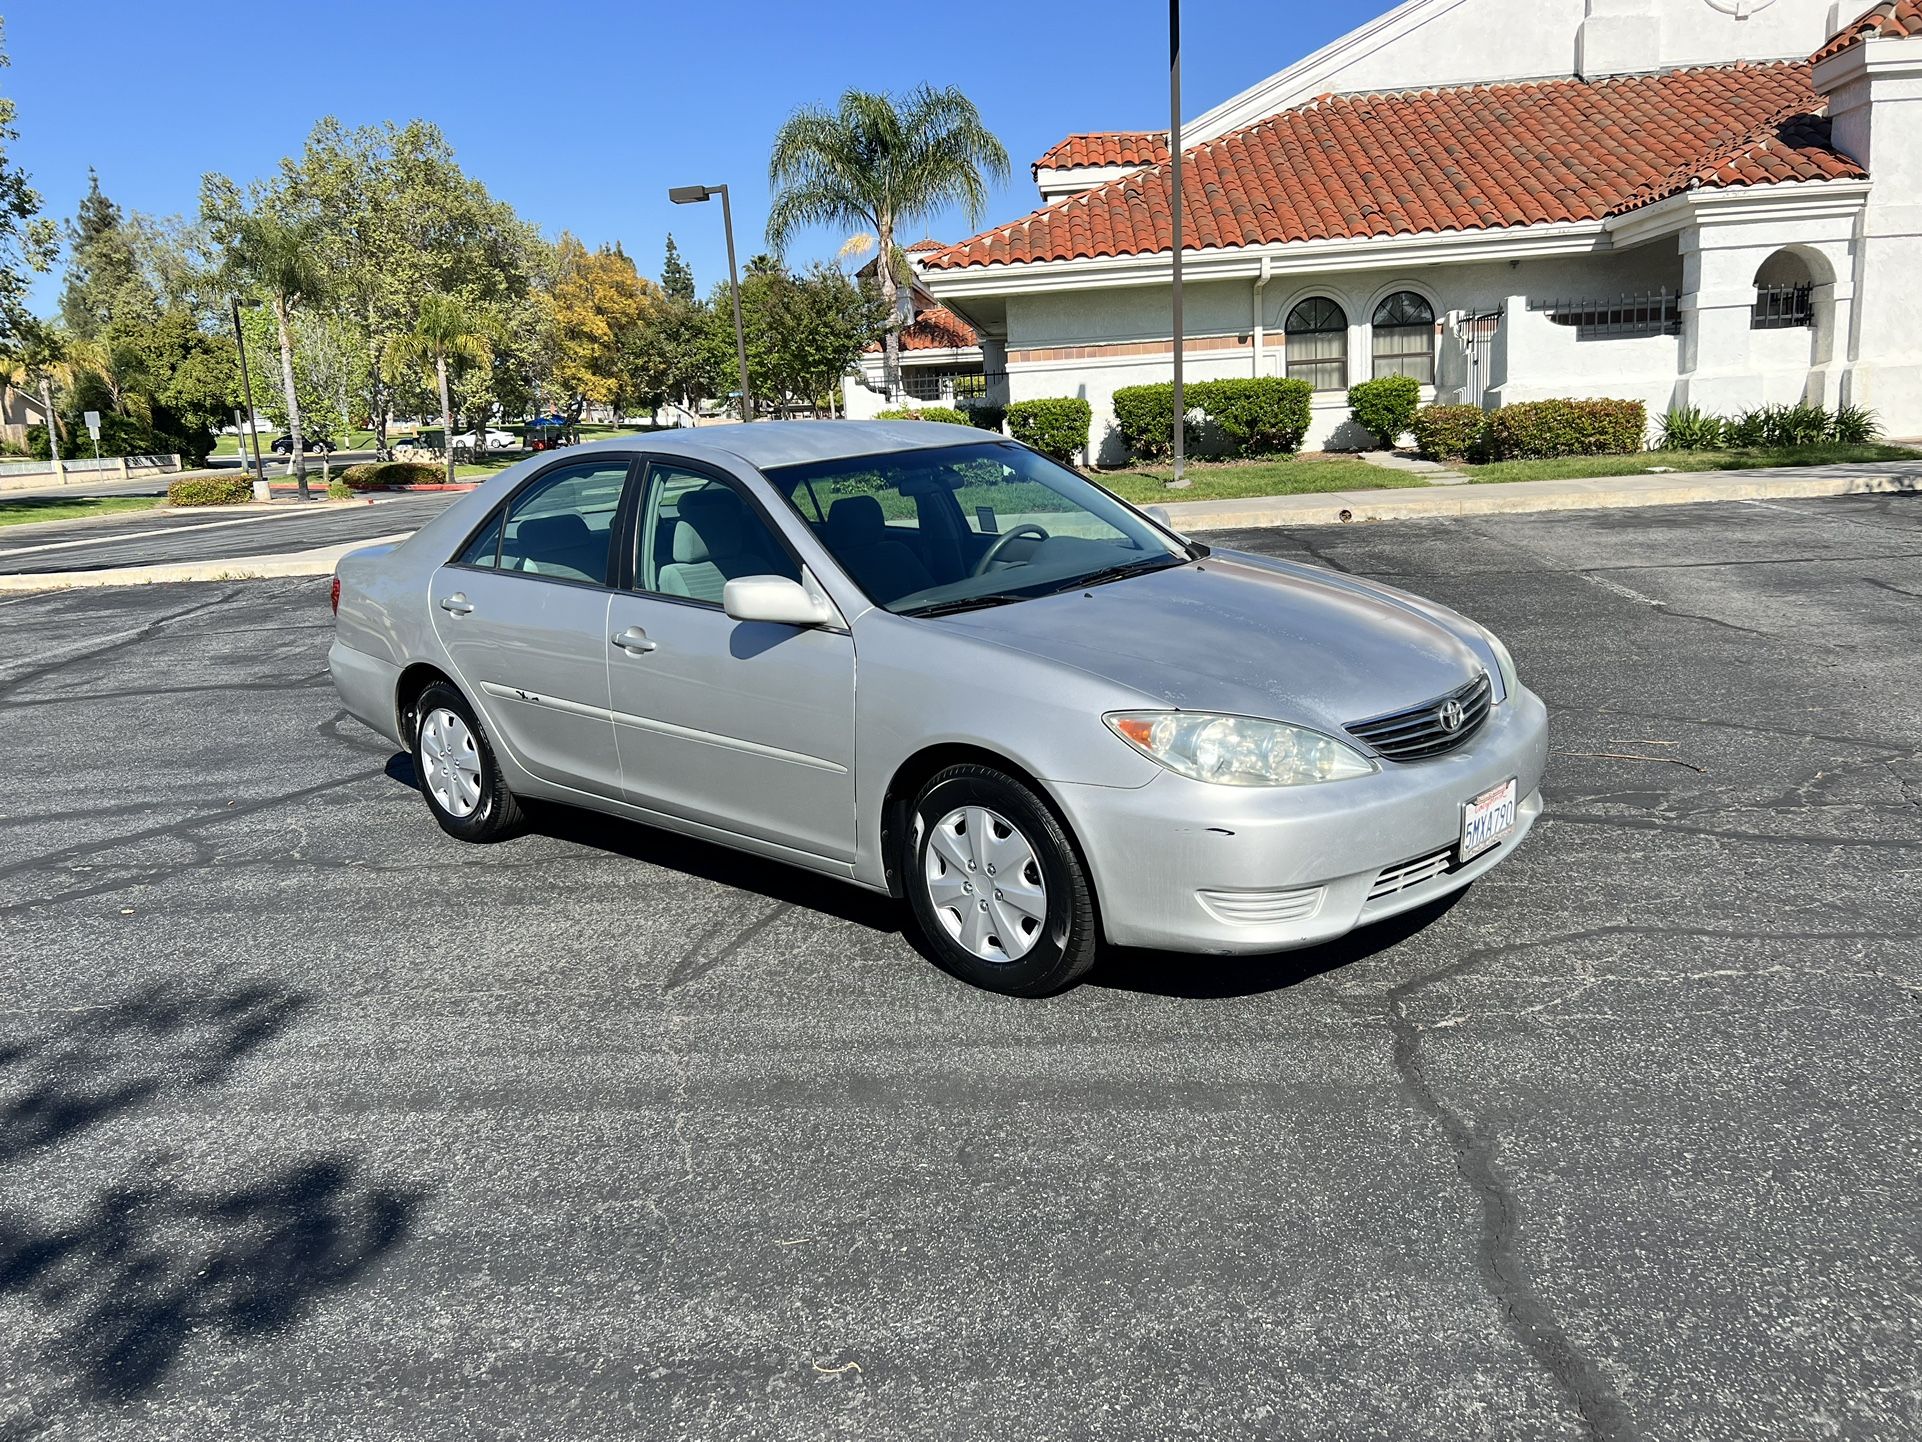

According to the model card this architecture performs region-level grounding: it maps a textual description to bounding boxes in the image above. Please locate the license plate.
[1460,778,1519,862]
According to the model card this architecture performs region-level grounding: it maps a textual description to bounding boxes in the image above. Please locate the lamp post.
[1168,0,1189,487]
[668,183,754,423]
[230,297,270,496]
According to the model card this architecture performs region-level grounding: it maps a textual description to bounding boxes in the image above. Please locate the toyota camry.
[328,421,1546,995]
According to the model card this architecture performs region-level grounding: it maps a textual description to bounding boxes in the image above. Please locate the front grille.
[1367,848,1455,902]
[1197,885,1326,927]
[1347,672,1492,762]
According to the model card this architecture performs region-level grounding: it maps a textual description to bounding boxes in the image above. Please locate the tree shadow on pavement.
[0,978,423,1418]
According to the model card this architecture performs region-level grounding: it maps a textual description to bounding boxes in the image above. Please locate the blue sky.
[6,0,1387,311]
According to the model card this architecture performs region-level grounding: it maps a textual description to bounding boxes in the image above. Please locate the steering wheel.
[973,523,1050,576]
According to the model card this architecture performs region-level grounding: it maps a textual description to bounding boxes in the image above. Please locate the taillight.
[330,575,341,615]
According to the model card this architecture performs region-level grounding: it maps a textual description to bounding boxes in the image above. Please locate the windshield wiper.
[899,592,1033,618]
[1061,554,1186,592]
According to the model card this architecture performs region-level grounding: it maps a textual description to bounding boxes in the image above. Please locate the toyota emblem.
[1438,698,1466,732]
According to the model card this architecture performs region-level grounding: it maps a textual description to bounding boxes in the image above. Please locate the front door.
[605,460,856,861]
[429,456,636,799]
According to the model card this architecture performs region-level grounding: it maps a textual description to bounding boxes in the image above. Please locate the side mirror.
[723,574,839,627]
[1144,505,1173,527]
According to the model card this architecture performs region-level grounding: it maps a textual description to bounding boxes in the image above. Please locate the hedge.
[1412,405,1488,462]
[1348,375,1421,449]
[1006,397,1091,464]
[337,460,443,491]
[167,475,253,507]
[960,402,1007,432]
[1483,399,1647,460]
[1111,384,1196,462]
[874,406,970,425]
[1187,377,1313,457]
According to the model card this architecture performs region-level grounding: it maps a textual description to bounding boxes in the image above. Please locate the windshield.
[762,441,1193,616]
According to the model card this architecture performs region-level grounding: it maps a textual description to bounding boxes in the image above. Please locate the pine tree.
[661,234,695,302]
[59,169,150,340]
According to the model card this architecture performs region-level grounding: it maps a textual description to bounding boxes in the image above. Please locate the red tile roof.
[927,63,1862,272]
[1033,131,1170,173]
[1813,1,1922,64]
[866,305,979,353]
[904,237,946,253]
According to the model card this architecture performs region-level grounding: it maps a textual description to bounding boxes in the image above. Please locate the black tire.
[903,764,1099,997]
[410,681,524,842]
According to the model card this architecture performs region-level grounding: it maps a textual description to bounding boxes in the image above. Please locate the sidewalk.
[1158,457,1922,532]
[0,532,412,592]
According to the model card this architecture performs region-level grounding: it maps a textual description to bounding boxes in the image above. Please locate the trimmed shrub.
[1347,375,1422,449]
[1006,397,1091,465]
[960,402,1007,432]
[1658,405,1726,451]
[337,460,443,491]
[1187,377,1314,457]
[874,406,970,425]
[1111,383,1196,463]
[1484,399,1647,460]
[167,475,253,507]
[1411,404,1487,462]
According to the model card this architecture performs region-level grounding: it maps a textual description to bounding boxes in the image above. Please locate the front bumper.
[1048,687,1549,953]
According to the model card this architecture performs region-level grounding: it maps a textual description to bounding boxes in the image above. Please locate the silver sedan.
[329,421,1547,995]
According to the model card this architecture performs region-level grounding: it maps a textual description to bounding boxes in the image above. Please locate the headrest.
[672,487,747,563]
[516,512,590,554]
[826,494,887,546]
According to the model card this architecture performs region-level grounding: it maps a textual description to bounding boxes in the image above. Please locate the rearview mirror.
[723,574,839,627]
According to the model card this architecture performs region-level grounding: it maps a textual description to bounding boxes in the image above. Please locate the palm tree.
[768,86,1008,399]
[230,210,326,499]
[391,293,490,485]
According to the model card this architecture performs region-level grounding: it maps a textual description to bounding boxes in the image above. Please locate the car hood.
[937,549,1492,733]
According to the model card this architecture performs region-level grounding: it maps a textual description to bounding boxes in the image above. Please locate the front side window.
[1286,297,1348,392]
[1372,291,1436,383]
[637,465,798,604]
[765,441,1193,616]
[495,459,632,584]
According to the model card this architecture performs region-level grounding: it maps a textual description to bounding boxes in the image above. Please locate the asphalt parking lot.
[1,495,1917,1441]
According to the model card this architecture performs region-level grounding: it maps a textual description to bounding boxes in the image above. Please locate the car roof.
[562,419,999,471]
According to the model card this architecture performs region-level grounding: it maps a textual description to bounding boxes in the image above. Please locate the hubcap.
[923,805,1048,963]
[420,707,483,818]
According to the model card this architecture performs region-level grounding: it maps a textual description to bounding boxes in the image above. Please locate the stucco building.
[913,0,1922,462]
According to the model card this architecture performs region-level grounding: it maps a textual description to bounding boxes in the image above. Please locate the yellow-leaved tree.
[546,234,656,423]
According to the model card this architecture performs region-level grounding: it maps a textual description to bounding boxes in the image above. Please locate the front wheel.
[903,764,1098,996]
[410,681,524,842]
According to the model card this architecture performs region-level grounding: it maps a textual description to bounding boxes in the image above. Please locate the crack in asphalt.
[0,590,240,703]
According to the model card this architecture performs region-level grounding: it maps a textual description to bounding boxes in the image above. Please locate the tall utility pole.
[1168,0,1189,487]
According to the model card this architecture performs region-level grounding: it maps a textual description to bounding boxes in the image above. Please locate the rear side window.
[496,460,632,585]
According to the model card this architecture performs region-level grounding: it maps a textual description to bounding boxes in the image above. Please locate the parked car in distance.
[270,434,336,454]
[454,427,520,452]
[329,421,1547,996]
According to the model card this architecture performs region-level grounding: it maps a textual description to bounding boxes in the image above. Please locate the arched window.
[1752,251,1814,330]
[1372,291,1436,383]
[1285,297,1348,392]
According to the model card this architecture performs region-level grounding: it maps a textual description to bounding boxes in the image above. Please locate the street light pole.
[1168,0,1189,487]
[230,297,269,494]
[668,183,755,423]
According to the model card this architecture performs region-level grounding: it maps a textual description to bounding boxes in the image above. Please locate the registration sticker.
[1461,778,1519,862]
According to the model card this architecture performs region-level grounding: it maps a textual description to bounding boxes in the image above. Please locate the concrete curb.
[0,533,412,592]
[1159,461,1922,531]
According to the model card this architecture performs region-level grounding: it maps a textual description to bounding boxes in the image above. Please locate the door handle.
[438,593,474,615]
[611,626,657,654]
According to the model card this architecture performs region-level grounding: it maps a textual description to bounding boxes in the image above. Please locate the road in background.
[1,495,1917,1440]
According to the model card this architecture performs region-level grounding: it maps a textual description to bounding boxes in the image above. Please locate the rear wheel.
[903,764,1098,996]
[410,681,523,842]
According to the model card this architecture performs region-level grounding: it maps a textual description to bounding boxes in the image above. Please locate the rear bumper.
[1048,688,1549,953]
[328,637,403,746]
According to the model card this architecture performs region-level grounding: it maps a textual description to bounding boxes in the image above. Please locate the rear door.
[604,458,857,862]
[429,456,637,799]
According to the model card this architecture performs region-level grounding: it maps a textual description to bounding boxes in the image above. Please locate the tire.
[410,681,524,842]
[903,764,1098,996]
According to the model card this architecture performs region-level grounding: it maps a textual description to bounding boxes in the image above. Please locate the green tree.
[391,292,490,484]
[625,297,730,421]
[0,22,57,356]
[223,207,328,498]
[661,234,695,302]
[60,169,155,341]
[736,262,888,415]
[767,85,1007,396]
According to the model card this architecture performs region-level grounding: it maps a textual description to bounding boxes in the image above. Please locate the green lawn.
[0,495,165,528]
[1095,457,1424,503]
[1461,442,1918,484]
[212,429,382,457]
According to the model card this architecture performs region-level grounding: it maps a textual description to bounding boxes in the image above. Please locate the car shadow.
[0,977,425,1411]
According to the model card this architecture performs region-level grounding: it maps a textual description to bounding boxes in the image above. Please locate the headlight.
[1105,712,1377,787]
[1481,627,1519,702]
